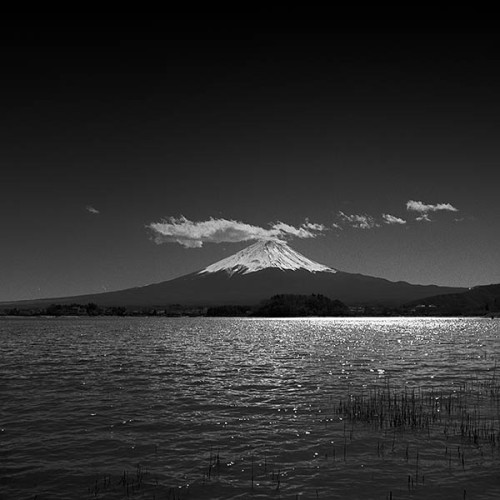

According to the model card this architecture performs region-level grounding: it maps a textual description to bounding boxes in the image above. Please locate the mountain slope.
[405,283,500,315]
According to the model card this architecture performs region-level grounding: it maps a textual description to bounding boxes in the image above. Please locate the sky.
[1,31,499,301]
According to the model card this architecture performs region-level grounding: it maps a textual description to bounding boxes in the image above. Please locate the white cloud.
[406,200,458,213]
[302,220,326,231]
[86,205,100,215]
[406,200,458,222]
[272,221,321,239]
[338,211,379,229]
[382,213,407,225]
[416,213,432,222]
[148,216,326,248]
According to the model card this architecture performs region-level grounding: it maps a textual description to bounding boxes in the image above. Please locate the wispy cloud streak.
[406,200,458,213]
[148,216,326,248]
[382,213,407,225]
[86,205,100,215]
[406,199,458,222]
[337,211,379,229]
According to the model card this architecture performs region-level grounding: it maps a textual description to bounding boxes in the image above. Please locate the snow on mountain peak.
[199,239,337,276]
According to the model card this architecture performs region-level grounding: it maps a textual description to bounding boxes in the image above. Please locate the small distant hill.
[404,283,500,316]
[254,294,350,317]
[206,294,350,317]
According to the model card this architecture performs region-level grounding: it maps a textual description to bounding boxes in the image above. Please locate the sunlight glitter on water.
[1,317,499,499]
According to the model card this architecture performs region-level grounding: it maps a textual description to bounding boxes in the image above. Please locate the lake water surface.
[1,317,499,499]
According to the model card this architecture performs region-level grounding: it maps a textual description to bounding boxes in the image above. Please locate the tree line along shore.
[1,293,499,318]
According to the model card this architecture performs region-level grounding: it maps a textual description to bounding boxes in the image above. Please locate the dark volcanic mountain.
[2,240,466,308]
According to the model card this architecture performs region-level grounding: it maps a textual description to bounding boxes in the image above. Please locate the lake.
[1,317,499,499]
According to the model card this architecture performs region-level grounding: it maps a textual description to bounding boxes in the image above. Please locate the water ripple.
[1,317,499,499]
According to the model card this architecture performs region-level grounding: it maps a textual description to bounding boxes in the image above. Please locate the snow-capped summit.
[199,239,337,276]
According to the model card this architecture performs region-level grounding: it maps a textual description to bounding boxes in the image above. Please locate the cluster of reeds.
[316,372,499,497]
[117,463,148,497]
[84,452,284,499]
[87,474,111,497]
[201,450,283,493]
[333,375,500,451]
[201,448,221,483]
[87,463,159,499]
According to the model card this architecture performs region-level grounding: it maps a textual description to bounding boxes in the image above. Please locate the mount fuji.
[2,239,466,309]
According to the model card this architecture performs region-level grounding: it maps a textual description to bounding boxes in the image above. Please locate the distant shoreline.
[2,292,499,319]
[1,312,498,319]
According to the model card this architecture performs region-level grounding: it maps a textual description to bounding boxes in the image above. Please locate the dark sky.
[1,31,499,301]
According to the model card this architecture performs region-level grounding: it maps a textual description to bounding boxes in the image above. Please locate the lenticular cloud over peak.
[147,216,326,248]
